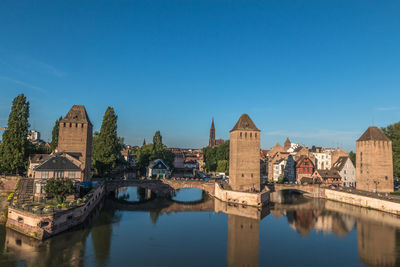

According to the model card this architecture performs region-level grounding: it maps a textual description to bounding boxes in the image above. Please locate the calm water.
[1,187,400,267]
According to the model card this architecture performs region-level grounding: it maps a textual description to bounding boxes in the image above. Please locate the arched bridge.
[269,184,326,201]
[106,178,215,197]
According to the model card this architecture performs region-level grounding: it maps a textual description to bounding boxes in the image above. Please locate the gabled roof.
[29,154,51,164]
[34,154,81,171]
[230,114,260,132]
[148,159,170,170]
[357,126,390,142]
[61,105,92,125]
[332,156,350,171]
[296,155,314,167]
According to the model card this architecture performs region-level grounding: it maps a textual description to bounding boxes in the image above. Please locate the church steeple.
[209,118,216,147]
[284,137,291,151]
[142,138,146,147]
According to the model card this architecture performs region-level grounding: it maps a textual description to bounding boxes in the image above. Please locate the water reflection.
[2,187,400,266]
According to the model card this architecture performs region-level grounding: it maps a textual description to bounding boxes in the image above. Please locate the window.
[17,217,24,223]
[255,133,257,138]
[241,173,244,177]
[69,172,75,179]
[42,171,49,179]
[55,171,64,178]
[240,132,242,138]
[251,173,253,178]
[75,123,78,127]
[69,123,72,127]
[36,183,41,194]
[63,122,66,127]
[245,132,247,138]
[250,133,252,138]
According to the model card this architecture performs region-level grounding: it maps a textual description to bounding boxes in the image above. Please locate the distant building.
[296,155,315,182]
[27,130,40,142]
[312,169,341,185]
[331,148,349,167]
[31,153,82,197]
[273,158,286,182]
[356,126,393,193]
[28,154,52,178]
[121,147,136,167]
[147,159,171,179]
[208,118,225,147]
[229,114,261,192]
[332,156,356,187]
[284,138,292,151]
[312,151,332,170]
[284,155,296,183]
[57,105,93,181]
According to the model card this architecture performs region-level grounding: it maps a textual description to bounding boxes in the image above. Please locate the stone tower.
[356,126,393,193]
[229,114,261,191]
[209,118,216,147]
[58,105,93,181]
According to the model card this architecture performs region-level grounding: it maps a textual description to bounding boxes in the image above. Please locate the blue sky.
[1,1,400,151]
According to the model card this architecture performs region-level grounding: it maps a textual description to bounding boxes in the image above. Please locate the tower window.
[245,133,247,138]
[81,123,84,128]
[250,133,252,138]
[63,122,66,127]
[255,133,257,138]
[75,123,78,127]
[241,173,244,177]
[69,123,72,127]
[240,132,242,138]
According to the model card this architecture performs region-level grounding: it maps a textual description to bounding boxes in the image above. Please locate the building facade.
[332,156,356,187]
[229,114,261,192]
[356,126,394,193]
[57,105,93,181]
[295,155,315,182]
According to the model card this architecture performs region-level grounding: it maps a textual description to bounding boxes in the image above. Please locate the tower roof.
[61,105,92,125]
[357,126,390,142]
[230,114,260,132]
[211,118,215,129]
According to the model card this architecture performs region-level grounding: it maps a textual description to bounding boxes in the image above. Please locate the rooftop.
[357,126,390,142]
[230,114,260,132]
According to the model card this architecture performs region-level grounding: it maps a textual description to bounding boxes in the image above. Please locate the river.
[1,187,400,266]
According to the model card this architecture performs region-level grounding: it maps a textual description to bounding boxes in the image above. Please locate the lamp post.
[373,180,380,194]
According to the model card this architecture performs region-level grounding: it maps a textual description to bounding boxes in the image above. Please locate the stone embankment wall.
[213,183,269,207]
[324,189,400,216]
[6,183,106,240]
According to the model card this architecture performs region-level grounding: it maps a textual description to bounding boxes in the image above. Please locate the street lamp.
[373,180,380,194]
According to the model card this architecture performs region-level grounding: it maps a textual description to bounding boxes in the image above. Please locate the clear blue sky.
[1,1,400,151]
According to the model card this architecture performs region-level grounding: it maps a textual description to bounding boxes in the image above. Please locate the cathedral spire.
[209,117,216,147]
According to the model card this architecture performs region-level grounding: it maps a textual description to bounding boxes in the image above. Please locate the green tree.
[131,131,175,176]
[216,160,229,173]
[203,141,229,173]
[382,123,400,179]
[0,94,30,174]
[349,151,356,166]
[92,107,121,177]
[45,178,75,204]
[50,116,62,151]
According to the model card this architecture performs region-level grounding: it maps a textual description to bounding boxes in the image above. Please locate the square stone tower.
[229,114,261,191]
[57,105,93,181]
[356,126,393,193]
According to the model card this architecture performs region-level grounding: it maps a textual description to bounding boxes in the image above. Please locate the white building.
[273,158,287,182]
[312,152,332,170]
[332,156,356,187]
[27,130,40,142]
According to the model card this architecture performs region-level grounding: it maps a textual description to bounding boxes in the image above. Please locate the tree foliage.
[50,116,62,151]
[203,141,229,173]
[382,123,400,179]
[92,107,122,177]
[131,131,175,176]
[45,178,75,204]
[0,94,30,174]
[349,151,356,166]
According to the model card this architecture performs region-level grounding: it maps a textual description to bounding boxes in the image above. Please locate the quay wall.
[324,189,400,216]
[6,183,106,240]
[213,183,269,207]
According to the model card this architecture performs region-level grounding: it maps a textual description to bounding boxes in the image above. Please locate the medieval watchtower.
[229,114,261,191]
[356,126,393,193]
[58,105,93,181]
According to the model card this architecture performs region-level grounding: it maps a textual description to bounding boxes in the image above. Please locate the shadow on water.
[2,186,400,266]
